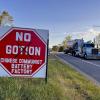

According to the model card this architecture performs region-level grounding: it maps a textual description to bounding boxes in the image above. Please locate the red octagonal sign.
[0,27,47,77]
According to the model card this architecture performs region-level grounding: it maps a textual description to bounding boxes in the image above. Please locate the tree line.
[52,35,72,52]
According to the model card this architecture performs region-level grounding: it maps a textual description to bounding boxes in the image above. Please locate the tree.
[52,45,59,51]
[62,35,72,48]
[58,46,64,52]
[0,10,13,26]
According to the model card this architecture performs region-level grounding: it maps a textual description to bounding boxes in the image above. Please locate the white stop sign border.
[0,27,48,78]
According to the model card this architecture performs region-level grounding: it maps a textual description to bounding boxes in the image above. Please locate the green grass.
[0,54,100,100]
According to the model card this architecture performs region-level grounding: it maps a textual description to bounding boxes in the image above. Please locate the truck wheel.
[84,54,87,59]
[74,52,76,56]
[72,51,76,56]
[65,52,68,54]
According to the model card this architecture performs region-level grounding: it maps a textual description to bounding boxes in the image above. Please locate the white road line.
[82,60,100,68]
[63,53,100,68]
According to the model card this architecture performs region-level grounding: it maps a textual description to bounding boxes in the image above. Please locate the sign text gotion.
[6,32,41,56]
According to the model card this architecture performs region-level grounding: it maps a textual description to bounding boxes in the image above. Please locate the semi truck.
[64,39,100,59]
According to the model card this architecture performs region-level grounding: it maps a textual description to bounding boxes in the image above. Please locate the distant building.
[94,33,100,48]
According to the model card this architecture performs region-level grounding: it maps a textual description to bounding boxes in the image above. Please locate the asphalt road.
[56,53,100,84]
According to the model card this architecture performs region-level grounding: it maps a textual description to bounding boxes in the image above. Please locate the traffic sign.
[0,27,49,78]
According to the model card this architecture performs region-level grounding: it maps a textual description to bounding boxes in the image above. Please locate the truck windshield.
[83,44,94,47]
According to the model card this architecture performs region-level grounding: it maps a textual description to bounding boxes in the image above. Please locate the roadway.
[56,53,100,84]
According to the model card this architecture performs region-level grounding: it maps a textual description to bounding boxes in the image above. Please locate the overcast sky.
[1,0,100,47]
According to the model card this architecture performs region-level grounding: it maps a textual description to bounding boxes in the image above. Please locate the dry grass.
[0,54,100,100]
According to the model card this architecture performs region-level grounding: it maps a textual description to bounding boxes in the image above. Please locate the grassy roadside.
[0,54,100,100]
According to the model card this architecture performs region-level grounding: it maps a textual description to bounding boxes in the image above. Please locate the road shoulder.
[56,54,100,86]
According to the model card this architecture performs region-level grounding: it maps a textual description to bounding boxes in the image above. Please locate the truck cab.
[80,43,99,59]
